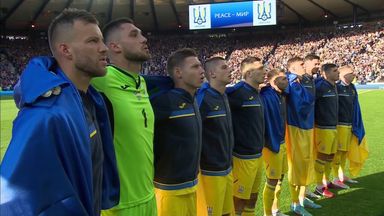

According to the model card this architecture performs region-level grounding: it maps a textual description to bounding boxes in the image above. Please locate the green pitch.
[1,96,18,161]
[1,90,384,215]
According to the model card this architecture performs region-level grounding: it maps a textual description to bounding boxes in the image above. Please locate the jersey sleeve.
[196,89,208,119]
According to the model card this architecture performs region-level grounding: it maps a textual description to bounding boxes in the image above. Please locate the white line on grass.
[358,90,375,95]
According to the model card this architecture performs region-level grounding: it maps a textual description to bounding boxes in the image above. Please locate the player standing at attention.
[196,57,234,216]
[91,18,156,215]
[260,69,288,216]
[226,57,265,216]
[285,57,315,216]
[313,64,340,198]
[302,54,320,95]
[332,65,368,187]
[301,54,323,206]
[150,48,205,216]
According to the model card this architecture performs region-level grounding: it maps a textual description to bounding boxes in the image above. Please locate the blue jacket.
[144,75,202,189]
[1,57,119,216]
[226,81,265,158]
[151,88,202,189]
[196,82,234,175]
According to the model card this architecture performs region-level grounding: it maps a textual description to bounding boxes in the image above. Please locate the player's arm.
[196,89,208,119]
[150,93,171,121]
[226,87,242,110]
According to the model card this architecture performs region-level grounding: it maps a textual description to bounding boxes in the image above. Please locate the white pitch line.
[358,90,375,95]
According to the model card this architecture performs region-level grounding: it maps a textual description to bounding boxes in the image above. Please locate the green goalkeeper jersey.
[92,65,155,208]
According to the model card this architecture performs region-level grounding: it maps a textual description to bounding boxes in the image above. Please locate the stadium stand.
[0,21,383,90]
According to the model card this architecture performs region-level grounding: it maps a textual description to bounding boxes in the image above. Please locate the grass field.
[1,90,384,215]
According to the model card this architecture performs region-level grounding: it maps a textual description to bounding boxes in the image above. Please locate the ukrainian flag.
[285,72,316,186]
[261,86,285,153]
[348,85,369,177]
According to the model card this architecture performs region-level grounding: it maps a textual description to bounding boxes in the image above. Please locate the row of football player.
[1,8,367,216]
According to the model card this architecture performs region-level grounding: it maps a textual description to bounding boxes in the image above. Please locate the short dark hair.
[102,18,134,42]
[204,56,225,80]
[304,54,320,62]
[204,56,225,70]
[48,8,98,53]
[321,63,338,74]
[167,48,198,78]
[240,56,261,73]
[266,68,285,81]
[287,57,303,69]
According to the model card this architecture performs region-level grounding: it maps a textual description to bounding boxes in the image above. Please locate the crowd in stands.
[0,38,50,90]
[1,21,383,90]
[0,53,17,91]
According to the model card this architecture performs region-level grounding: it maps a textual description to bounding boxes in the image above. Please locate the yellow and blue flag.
[285,72,316,186]
[348,85,368,177]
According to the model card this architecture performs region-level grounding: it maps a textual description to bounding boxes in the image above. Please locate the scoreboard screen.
[189,0,277,30]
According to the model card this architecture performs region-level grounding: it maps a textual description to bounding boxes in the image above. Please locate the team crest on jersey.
[207,206,213,215]
[121,84,129,90]
[238,185,245,194]
[321,145,326,151]
[213,105,220,111]
[249,96,254,100]
[179,102,187,109]
[270,168,276,177]
[134,90,142,100]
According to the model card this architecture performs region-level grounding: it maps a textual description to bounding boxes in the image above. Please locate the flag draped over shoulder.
[348,85,369,177]
[261,86,284,153]
[285,72,316,186]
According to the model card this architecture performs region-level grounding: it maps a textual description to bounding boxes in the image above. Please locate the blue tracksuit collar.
[171,87,195,99]
[243,81,259,93]
[286,71,300,83]
[201,82,224,96]
[261,85,275,94]
[200,82,210,91]
[316,77,335,88]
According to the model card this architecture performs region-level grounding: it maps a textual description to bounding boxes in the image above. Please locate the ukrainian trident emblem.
[193,6,207,25]
[257,1,272,21]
